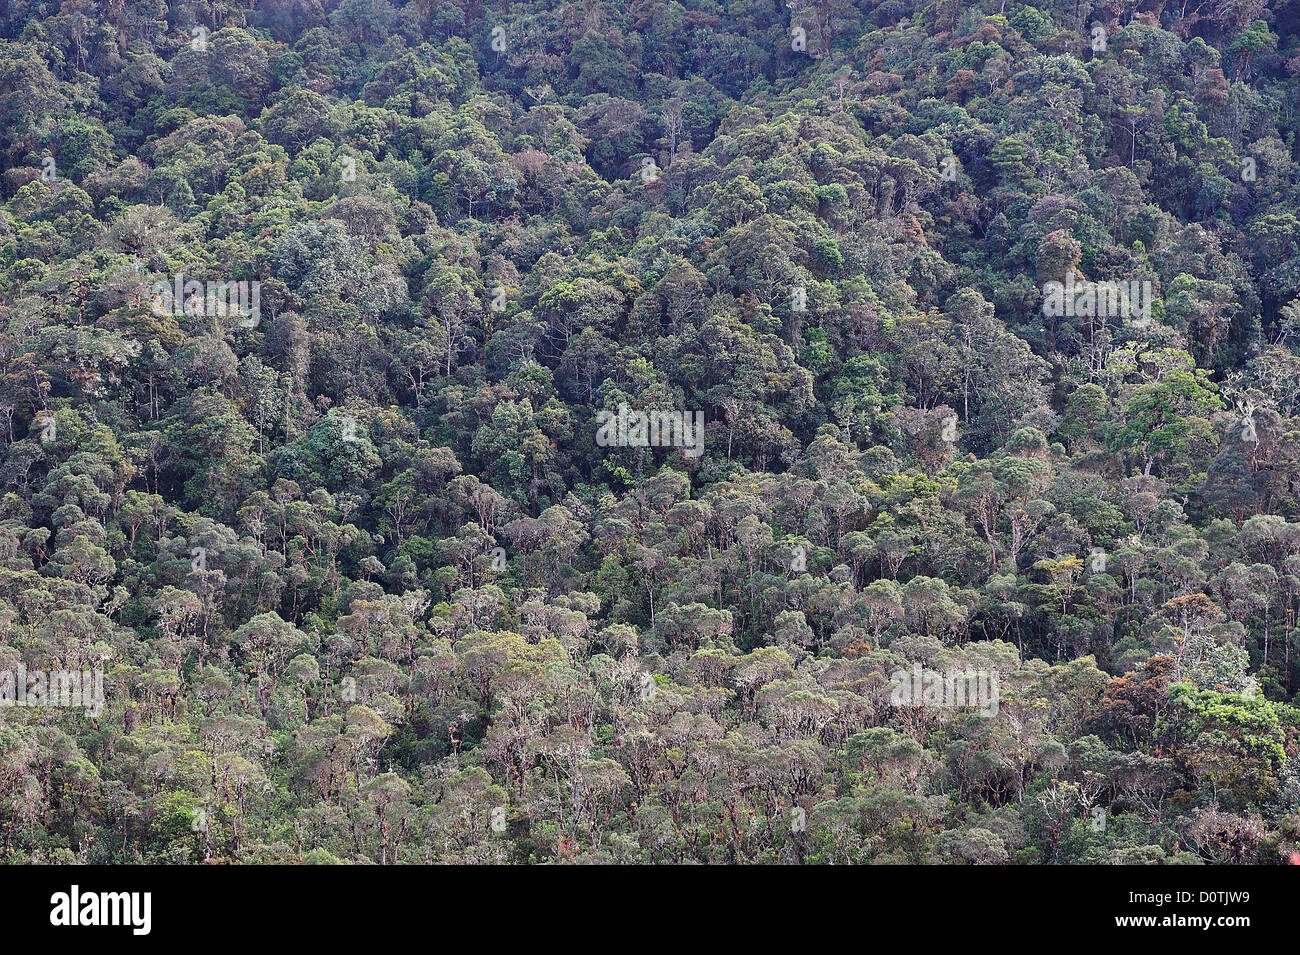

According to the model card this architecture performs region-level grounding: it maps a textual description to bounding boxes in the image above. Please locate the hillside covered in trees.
[2,0,1300,865]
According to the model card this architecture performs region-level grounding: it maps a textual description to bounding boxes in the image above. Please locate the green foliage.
[1,0,1298,867]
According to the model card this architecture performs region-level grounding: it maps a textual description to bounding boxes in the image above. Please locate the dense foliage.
[2,0,1300,865]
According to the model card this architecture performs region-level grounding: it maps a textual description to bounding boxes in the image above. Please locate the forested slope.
[2,0,1300,864]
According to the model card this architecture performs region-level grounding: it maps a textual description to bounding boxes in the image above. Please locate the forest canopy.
[1,0,1300,865]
